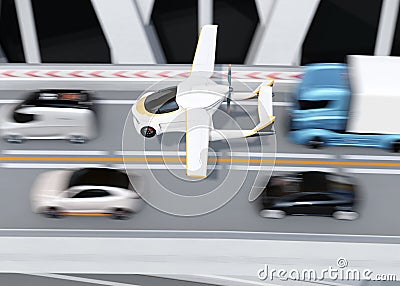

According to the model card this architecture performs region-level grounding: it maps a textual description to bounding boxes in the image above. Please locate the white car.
[31,168,142,219]
[0,90,97,143]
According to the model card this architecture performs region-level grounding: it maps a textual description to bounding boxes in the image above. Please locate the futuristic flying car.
[31,168,141,219]
[0,90,97,143]
[132,25,275,178]
[260,171,359,220]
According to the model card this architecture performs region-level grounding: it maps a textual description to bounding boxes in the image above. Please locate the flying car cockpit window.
[144,87,179,114]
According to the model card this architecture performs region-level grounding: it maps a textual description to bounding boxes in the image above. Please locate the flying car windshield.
[144,86,179,114]
[68,168,130,189]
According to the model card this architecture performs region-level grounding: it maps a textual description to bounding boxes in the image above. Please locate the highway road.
[0,89,398,237]
[0,273,394,286]
[0,274,224,286]
[3,273,394,286]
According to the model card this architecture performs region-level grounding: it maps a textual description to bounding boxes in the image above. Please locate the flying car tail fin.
[209,81,275,141]
[245,81,275,137]
[209,82,275,140]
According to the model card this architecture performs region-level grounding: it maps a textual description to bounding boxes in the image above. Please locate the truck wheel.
[308,136,324,149]
[391,141,400,153]
[140,126,156,138]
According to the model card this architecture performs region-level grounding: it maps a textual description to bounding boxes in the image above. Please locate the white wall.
[91,0,156,64]
[247,0,320,66]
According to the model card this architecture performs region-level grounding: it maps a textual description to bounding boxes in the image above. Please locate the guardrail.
[0,64,303,92]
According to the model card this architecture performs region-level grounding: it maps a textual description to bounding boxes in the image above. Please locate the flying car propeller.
[227,64,233,113]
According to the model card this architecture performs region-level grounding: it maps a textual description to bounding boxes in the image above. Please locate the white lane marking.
[345,168,400,175]
[341,154,400,161]
[231,166,337,172]
[114,164,227,170]
[4,162,400,175]
[94,99,136,104]
[232,152,336,159]
[2,150,108,155]
[271,101,292,107]
[116,164,335,173]
[118,164,186,170]
[1,163,105,169]
[221,101,291,107]
[0,99,290,107]
[0,99,19,104]
[0,99,136,105]
[3,228,400,240]
[197,275,279,286]
[115,150,186,156]
[117,151,336,159]
[25,273,140,286]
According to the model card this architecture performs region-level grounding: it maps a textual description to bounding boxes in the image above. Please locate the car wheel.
[259,209,286,219]
[69,135,87,144]
[4,135,24,143]
[44,207,62,218]
[332,211,359,221]
[391,140,400,153]
[111,208,132,220]
[308,136,324,149]
[140,126,156,138]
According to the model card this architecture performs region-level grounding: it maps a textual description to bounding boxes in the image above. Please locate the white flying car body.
[132,25,275,178]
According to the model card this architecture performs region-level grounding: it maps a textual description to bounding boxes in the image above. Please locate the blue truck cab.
[291,63,350,132]
[289,63,400,151]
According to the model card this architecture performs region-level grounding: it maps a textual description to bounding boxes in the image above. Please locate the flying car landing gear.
[141,126,156,138]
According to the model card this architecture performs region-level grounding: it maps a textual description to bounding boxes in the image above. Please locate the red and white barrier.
[0,69,303,80]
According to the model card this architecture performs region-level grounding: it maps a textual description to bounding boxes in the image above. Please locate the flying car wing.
[177,25,228,107]
[191,25,217,77]
[186,108,211,178]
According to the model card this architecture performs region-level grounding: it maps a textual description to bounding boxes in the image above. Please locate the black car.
[260,171,359,220]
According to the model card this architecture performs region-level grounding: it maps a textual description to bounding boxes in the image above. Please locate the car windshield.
[302,68,348,88]
[15,90,92,112]
[326,174,356,198]
[144,86,178,114]
[68,168,130,189]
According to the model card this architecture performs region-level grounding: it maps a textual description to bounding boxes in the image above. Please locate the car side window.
[72,189,110,198]
[286,194,302,202]
[302,194,332,202]
[13,111,36,123]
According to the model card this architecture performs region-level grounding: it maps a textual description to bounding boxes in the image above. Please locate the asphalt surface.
[0,274,397,286]
[0,90,399,236]
[0,274,220,286]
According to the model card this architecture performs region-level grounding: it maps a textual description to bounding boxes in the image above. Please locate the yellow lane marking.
[2,156,400,168]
